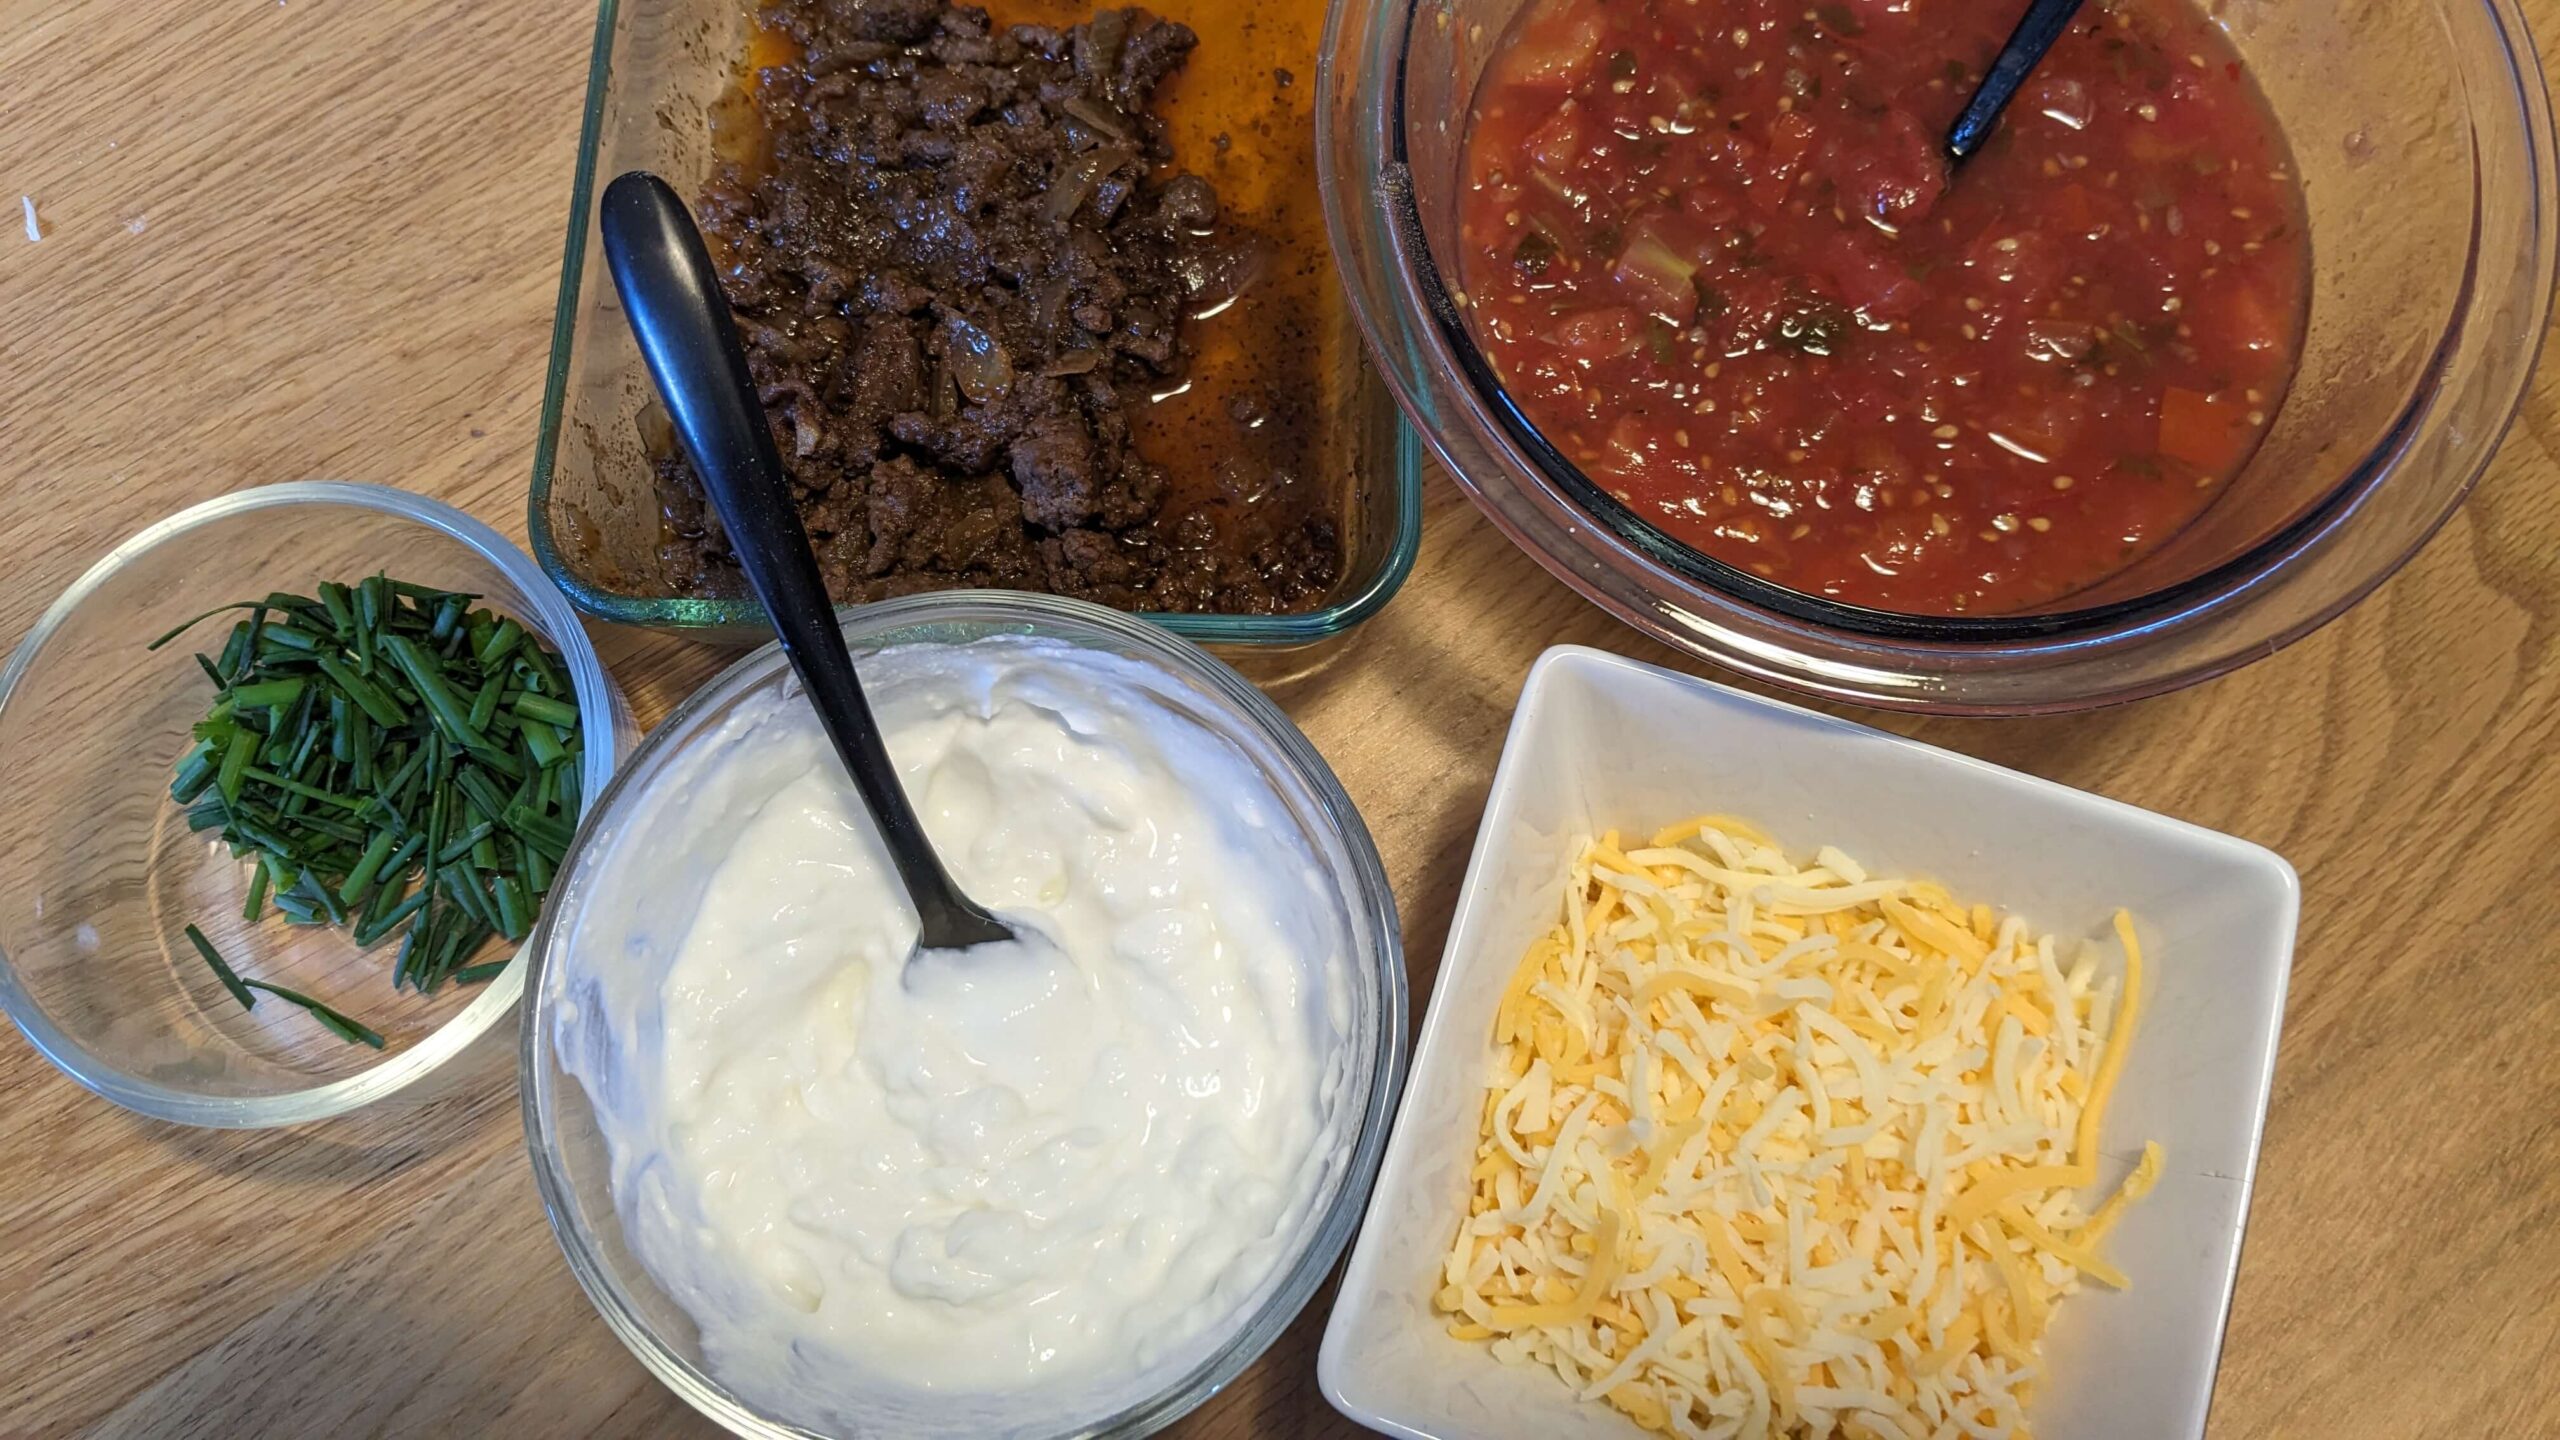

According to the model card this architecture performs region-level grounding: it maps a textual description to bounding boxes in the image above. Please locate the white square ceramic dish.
[1320,646,2299,1440]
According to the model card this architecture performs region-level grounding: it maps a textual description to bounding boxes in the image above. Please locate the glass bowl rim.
[1366,0,2543,642]
[517,587,1410,1440]
[0,480,624,1129]
[524,0,1427,647]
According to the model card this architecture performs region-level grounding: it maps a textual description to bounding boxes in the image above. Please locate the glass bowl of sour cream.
[520,591,1405,1439]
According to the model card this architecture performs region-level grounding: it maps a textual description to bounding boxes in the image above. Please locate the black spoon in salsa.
[1946,0,2091,163]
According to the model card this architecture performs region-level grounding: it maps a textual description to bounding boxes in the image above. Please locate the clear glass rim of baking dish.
[527,0,1426,647]
[519,588,1410,1439]
[0,482,624,1128]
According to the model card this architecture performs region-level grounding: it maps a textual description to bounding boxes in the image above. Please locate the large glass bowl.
[0,483,632,1128]
[1320,0,2558,712]
[520,591,1407,1439]
[530,0,1423,648]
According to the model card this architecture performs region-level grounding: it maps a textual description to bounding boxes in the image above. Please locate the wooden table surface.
[6,2,2559,1437]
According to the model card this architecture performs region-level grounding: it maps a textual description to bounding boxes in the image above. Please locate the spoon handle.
[598,171,1009,949]
[1946,0,2090,163]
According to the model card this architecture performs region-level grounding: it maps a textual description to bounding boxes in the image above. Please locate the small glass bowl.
[0,483,633,1128]
[520,591,1407,1439]
[1319,0,2559,712]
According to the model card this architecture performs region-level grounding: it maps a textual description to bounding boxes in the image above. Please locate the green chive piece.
[312,654,406,728]
[476,618,524,668]
[183,924,257,1011]
[493,877,532,942]
[171,742,218,804]
[467,674,504,735]
[242,864,271,923]
[501,804,574,861]
[230,676,307,712]
[297,868,348,927]
[338,829,400,905]
[451,961,508,986]
[148,602,262,652]
[316,582,355,635]
[216,727,259,806]
[240,980,384,1049]
[355,886,430,948]
[519,721,562,770]
[241,767,365,811]
[510,692,579,728]
[435,819,497,867]
[383,634,494,752]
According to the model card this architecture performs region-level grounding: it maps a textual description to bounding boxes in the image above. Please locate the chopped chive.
[476,618,524,668]
[515,643,564,696]
[314,654,406,728]
[193,653,228,690]
[455,769,511,828]
[260,625,325,653]
[501,803,574,860]
[393,914,428,990]
[440,866,500,932]
[149,602,264,652]
[183,924,258,1011]
[467,675,504,735]
[216,727,259,806]
[217,622,251,677]
[171,742,218,804]
[242,863,271,922]
[492,877,532,942]
[240,980,384,1049]
[241,766,366,811]
[435,820,497,867]
[338,829,400,905]
[510,692,579,728]
[355,886,431,947]
[451,961,508,986]
[230,676,307,712]
[316,582,355,635]
[185,796,231,832]
[522,722,565,770]
[297,868,349,927]
[383,634,494,753]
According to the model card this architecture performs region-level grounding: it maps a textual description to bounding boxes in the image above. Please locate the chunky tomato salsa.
[1458,0,2309,615]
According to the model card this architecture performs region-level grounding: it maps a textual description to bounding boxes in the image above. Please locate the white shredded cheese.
[1435,817,2163,1439]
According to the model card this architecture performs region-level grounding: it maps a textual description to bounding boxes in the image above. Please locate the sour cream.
[554,637,1344,1432]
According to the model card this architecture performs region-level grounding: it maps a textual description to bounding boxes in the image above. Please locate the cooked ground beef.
[653,0,1343,613]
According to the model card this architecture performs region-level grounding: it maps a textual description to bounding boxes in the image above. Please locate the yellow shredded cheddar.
[1437,817,2157,1438]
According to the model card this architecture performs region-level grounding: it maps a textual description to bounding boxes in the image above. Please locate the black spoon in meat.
[598,170,1017,960]
[1946,0,2091,164]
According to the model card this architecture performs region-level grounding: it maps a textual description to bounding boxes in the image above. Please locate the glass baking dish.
[530,0,1423,647]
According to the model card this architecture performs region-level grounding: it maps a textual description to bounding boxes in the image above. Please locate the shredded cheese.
[1436,818,2158,1439]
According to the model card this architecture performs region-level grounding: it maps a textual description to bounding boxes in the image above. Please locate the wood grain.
[4,1,2559,1436]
